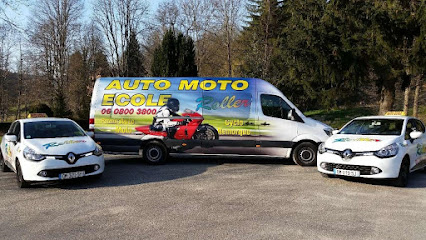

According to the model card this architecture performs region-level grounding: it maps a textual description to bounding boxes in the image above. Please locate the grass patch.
[305,105,426,129]
[304,107,377,129]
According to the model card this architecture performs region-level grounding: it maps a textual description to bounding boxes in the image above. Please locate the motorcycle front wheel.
[193,125,219,140]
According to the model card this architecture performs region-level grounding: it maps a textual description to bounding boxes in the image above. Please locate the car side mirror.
[409,131,422,139]
[5,134,17,143]
[86,131,95,138]
[332,130,340,135]
[287,109,295,121]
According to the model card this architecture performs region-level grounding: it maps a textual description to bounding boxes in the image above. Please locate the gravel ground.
[1,154,426,240]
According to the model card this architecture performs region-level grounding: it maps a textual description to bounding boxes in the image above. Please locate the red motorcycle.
[135,109,219,140]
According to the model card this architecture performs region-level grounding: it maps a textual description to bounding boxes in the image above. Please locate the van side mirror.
[287,109,295,121]
[86,131,95,138]
[332,130,340,135]
[5,134,17,143]
[409,131,422,139]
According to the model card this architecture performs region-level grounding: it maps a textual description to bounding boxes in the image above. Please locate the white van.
[89,77,332,166]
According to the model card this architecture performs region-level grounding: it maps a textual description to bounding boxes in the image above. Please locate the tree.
[151,29,197,77]
[29,0,83,117]
[213,0,243,77]
[239,0,284,80]
[94,0,149,76]
[124,30,146,77]
[68,23,109,119]
[412,0,426,117]
[366,0,421,114]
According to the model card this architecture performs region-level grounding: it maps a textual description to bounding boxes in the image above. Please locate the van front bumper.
[317,152,403,179]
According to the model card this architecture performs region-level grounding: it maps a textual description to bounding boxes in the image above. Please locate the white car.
[0,118,104,188]
[317,116,426,187]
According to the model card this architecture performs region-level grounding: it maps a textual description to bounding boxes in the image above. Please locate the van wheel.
[16,160,30,188]
[143,141,168,165]
[1,152,11,172]
[392,159,409,187]
[292,142,317,166]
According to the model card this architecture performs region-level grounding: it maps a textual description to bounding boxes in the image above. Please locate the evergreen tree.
[125,31,147,77]
[151,29,198,77]
[239,0,284,80]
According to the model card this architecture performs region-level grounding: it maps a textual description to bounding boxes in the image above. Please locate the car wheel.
[393,159,409,187]
[16,160,30,188]
[143,141,168,165]
[1,152,11,172]
[292,142,318,166]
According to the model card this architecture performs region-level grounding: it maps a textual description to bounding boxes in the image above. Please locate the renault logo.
[67,153,76,163]
[342,149,354,160]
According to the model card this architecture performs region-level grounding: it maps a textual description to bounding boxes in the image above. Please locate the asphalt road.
[1,155,426,240]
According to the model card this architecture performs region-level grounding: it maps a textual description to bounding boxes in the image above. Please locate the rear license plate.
[59,171,85,180]
[333,169,360,177]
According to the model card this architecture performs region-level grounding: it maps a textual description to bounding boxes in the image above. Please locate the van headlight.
[93,144,103,156]
[23,147,45,161]
[374,143,399,158]
[318,143,326,154]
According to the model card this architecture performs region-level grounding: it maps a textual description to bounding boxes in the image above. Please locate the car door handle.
[261,122,270,126]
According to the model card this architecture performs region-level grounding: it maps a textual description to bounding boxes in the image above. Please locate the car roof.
[353,115,422,121]
[17,118,74,123]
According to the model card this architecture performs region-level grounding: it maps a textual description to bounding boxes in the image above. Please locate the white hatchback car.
[317,116,426,187]
[0,118,104,188]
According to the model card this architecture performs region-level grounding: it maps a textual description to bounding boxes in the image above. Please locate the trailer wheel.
[292,142,317,166]
[143,141,168,165]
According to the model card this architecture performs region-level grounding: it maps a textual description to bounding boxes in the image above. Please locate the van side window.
[261,94,291,119]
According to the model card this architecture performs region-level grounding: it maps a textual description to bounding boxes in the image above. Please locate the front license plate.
[333,169,360,177]
[59,171,85,180]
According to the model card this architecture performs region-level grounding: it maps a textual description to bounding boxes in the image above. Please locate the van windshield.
[339,119,403,136]
[24,121,86,139]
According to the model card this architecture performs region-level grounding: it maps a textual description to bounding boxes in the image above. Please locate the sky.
[5,0,162,32]
[2,0,162,70]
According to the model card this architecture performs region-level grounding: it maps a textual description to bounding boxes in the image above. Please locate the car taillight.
[89,118,94,124]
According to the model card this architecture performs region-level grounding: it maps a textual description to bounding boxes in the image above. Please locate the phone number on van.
[100,108,157,115]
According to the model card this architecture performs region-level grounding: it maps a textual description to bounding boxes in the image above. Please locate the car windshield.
[339,119,403,136]
[24,121,86,139]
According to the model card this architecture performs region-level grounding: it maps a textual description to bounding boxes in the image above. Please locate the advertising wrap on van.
[93,78,259,139]
[90,77,331,161]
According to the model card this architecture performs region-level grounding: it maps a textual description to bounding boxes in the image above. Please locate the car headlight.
[318,143,326,154]
[323,128,333,136]
[23,147,45,161]
[93,144,103,156]
[374,143,399,158]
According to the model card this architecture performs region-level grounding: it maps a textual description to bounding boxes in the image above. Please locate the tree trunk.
[413,74,423,117]
[403,82,411,116]
[379,79,396,115]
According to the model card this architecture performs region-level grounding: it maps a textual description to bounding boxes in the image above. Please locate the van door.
[257,93,299,157]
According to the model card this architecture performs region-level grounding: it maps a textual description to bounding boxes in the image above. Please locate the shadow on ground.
[52,155,294,190]
[330,171,426,188]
